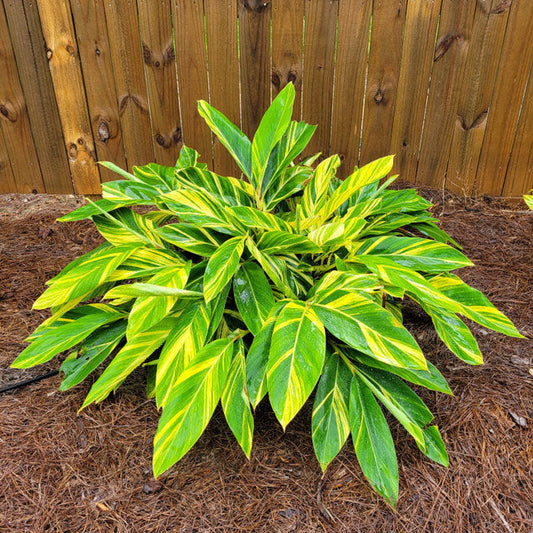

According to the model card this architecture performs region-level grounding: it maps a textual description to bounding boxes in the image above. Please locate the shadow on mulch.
[0,190,531,533]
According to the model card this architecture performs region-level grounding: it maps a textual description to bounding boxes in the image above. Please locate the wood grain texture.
[70,0,126,183]
[390,0,442,181]
[205,0,241,176]
[302,0,338,158]
[104,0,154,170]
[271,0,304,120]
[416,0,476,188]
[172,0,212,168]
[330,0,371,177]
[444,0,511,195]
[503,63,533,197]
[239,0,272,139]
[360,0,406,166]
[0,126,15,193]
[0,1,43,193]
[475,0,533,195]
[3,0,72,193]
[37,0,101,194]
[138,0,182,167]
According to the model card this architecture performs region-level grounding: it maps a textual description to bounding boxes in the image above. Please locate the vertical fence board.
[138,0,182,167]
[104,0,154,170]
[37,0,101,194]
[0,2,44,193]
[390,0,441,180]
[503,67,533,197]
[239,0,272,139]
[0,127,15,193]
[302,0,338,157]
[271,0,304,120]
[172,0,212,168]
[3,0,72,193]
[330,0,371,177]
[416,1,476,188]
[205,0,241,176]
[70,0,126,183]
[360,0,406,166]
[444,0,510,195]
[475,1,533,195]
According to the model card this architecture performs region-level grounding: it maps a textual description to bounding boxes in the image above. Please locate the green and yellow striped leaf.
[197,100,252,179]
[153,337,234,476]
[257,230,320,255]
[355,364,434,452]
[350,236,472,273]
[92,207,164,247]
[267,301,326,429]
[312,352,351,470]
[300,155,340,223]
[162,189,245,236]
[524,194,533,210]
[175,166,253,207]
[430,273,523,337]
[246,301,288,408]
[264,164,311,211]
[311,292,427,370]
[81,318,176,409]
[308,271,382,303]
[33,244,140,310]
[252,82,295,190]
[102,179,158,202]
[233,262,275,335]
[58,198,139,222]
[156,303,210,407]
[349,374,399,507]
[133,162,176,189]
[156,223,226,257]
[126,264,191,338]
[420,425,449,467]
[307,217,365,252]
[228,205,294,233]
[12,304,126,369]
[204,236,246,303]
[222,340,254,458]
[59,320,127,391]
[321,156,394,220]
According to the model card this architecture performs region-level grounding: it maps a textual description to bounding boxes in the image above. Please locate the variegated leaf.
[257,230,321,255]
[156,223,226,257]
[312,352,351,470]
[153,337,234,475]
[267,301,326,429]
[228,205,294,233]
[349,375,399,507]
[222,340,254,457]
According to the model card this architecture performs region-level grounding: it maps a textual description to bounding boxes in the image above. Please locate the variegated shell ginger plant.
[12,83,523,506]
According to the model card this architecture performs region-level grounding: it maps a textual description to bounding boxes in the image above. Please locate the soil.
[0,190,532,533]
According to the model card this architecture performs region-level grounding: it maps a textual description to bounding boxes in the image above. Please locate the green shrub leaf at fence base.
[13,82,523,507]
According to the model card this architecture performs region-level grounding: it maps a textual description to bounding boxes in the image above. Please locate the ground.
[0,190,531,532]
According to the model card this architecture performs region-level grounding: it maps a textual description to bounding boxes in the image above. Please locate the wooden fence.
[1,0,532,198]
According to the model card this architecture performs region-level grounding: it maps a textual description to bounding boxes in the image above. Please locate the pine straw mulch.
[0,189,531,533]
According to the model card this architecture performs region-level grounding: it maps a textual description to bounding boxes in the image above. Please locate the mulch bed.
[0,190,531,533]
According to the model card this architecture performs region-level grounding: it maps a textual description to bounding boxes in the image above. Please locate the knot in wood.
[155,133,170,148]
[68,142,78,159]
[271,71,281,88]
[374,89,384,105]
[97,120,110,142]
[173,127,182,144]
[95,47,101,56]
[287,71,297,84]
[65,43,75,56]
[242,0,269,13]
[46,49,53,60]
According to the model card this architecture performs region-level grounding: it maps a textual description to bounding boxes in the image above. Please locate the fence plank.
[70,0,126,183]
[0,127,15,193]
[239,0,272,139]
[271,0,304,120]
[205,0,241,176]
[172,0,212,168]
[416,1,476,188]
[330,0,371,177]
[360,0,406,166]
[37,1,101,194]
[475,1,533,195]
[503,66,533,197]
[104,0,154,170]
[444,0,511,195]
[138,0,182,167]
[390,0,441,181]
[0,1,44,193]
[302,0,338,158]
[3,0,72,193]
